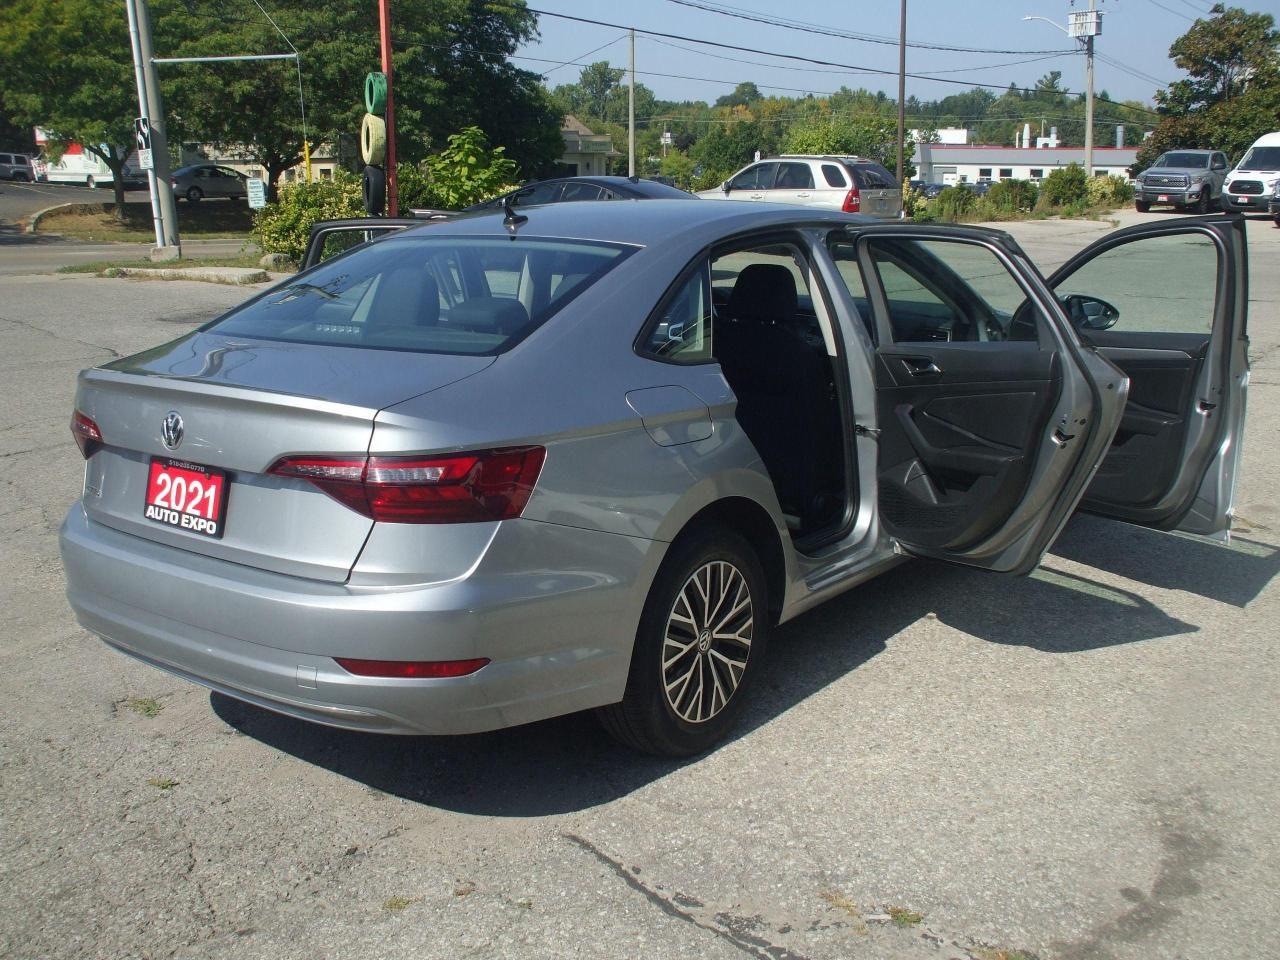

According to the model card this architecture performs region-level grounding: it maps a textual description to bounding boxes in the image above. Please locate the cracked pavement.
[1,215,1278,960]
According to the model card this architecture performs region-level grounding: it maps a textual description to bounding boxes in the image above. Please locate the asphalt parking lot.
[1,213,1277,960]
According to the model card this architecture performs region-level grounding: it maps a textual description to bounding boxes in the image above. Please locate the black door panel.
[1077,337,1206,509]
[875,345,1058,550]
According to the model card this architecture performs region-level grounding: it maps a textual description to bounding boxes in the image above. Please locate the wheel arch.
[671,497,788,625]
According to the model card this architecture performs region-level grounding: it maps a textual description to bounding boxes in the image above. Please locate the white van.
[1221,131,1280,214]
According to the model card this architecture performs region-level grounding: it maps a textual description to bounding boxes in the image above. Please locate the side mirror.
[721,181,731,195]
[1062,293,1120,331]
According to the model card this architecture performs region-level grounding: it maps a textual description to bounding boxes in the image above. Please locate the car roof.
[393,198,875,248]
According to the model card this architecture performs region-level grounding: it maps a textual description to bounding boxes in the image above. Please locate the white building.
[915,143,1138,185]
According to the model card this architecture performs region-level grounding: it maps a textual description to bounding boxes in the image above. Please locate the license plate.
[143,457,228,538]
[1158,195,1169,202]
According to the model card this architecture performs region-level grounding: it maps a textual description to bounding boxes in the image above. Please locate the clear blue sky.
[514,0,1276,120]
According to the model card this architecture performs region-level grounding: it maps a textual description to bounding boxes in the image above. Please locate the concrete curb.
[24,202,82,234]
[107,266,270,285]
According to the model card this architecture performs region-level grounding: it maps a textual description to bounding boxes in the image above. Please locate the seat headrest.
[364,267,440,334]
[728,263,798,326]
[446,297,531,336]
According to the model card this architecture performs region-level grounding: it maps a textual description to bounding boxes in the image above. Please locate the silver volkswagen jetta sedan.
[60,200,1249,755]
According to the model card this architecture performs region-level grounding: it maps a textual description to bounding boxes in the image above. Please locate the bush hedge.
[1040,164,1089,207]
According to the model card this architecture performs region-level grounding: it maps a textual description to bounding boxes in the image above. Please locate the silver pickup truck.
[1133,149,1229,213]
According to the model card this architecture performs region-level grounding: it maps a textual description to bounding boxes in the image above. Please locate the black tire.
[186,186,202,202]
[598,527,769,756]
[85,175,95,189]
[1134,200,1150,213]
[1273,215,1280,229]
[1197,190,1212,214]
[362,164,386,216]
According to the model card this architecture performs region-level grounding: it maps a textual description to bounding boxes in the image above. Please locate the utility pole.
[1083,0,1096,177]
[379,0,398,216]
[896,0,907,185]
[126,0,180,258]
[124,0,163,251]
[628,28,636,178]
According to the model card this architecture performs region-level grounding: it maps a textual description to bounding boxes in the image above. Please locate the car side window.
[775,163,815,189]
[729,163,777,191]
[559,182,604,202]
[821,164,847,187]
[1053,232,1219,335]
[848,238,1042,344]
[514,181,561,205]
[638,261,714,363]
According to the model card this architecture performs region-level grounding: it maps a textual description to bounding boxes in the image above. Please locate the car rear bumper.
[60,504,657,735]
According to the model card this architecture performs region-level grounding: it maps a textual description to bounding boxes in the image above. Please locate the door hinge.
[854,423,881,440]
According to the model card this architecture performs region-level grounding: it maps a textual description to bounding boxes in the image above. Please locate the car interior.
[707,243,848,542]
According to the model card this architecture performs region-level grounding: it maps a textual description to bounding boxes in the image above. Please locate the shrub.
[251,171,363,261]
[931,185,977,222]
[419,126,518,210]
[902,182,928,219]
[1086,174,1135,207]
[1041,164,1089,207]
[985,179,1038,215]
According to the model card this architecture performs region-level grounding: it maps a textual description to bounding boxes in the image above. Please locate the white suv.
[697,155,904,219]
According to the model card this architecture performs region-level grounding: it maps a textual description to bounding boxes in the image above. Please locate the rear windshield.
[206,235,633,354]
[1238,146,1280,171]
[1155,152,1209,168]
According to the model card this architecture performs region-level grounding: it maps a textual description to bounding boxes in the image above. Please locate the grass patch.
[37,200,254,241]
[147,777,178,790]
[58,254,264,274]
[887,905,924,928]
[382,895,420,912]
[124,697,163,718]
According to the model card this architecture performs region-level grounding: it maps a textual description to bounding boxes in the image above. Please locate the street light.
[1023,4,1099,177]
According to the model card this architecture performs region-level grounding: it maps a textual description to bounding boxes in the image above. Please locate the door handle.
[796,192,811,198]
[903,359,942,377]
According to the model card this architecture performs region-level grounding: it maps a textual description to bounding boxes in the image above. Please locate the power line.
[500,4,1163,116]
[643,35,1076,79]
[1141,0,1196,22]
[538,32,629,78]
[663,0,1078,55]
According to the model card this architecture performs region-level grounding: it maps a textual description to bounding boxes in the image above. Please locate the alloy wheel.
[661,560,753,724]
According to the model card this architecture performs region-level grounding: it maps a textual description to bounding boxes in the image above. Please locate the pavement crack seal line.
[0,313,121,359]
[563,833,811,960]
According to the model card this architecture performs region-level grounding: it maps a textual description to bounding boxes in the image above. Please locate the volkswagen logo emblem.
[161,411,184,450]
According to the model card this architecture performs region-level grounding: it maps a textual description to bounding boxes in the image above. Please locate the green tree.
[782,113,908,172]
[715,83,762,109]
[164,0,562,191]
[1138,4,1279,169]
[0,0,184,215]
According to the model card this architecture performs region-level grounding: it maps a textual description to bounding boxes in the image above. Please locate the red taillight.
[268,446,546,523]
[71,411,103,459]
[842,186,861,213]
[333,657,490,678]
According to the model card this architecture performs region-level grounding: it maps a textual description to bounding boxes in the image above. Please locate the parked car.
[0,152,35,181]
[918,182,948,199]
[1221,132,1280,215]
[1133,149,1228,213]
[465,175,693,212]
[60,201,1248,756]
[171,163,248,202]
[697,156,904,219]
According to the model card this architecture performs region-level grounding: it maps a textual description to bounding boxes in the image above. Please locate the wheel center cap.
[697,630,711,653]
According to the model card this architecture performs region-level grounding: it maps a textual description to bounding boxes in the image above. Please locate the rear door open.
[829,224,1126,575]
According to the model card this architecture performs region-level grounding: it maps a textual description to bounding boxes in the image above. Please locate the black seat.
[365,268,440,337]
[716,264,842,532]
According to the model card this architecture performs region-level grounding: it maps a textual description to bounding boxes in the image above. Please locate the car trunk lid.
[75,332,493,582]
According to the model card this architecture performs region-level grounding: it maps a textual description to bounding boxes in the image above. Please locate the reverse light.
[842,185,861,213]
[71,411,103,459]
[268,446,546,523]
[333,657,490,678]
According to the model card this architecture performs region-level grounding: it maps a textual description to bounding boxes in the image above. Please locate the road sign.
[661,131,673,146]
[133,118,155,171]
[246,178,267,209]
